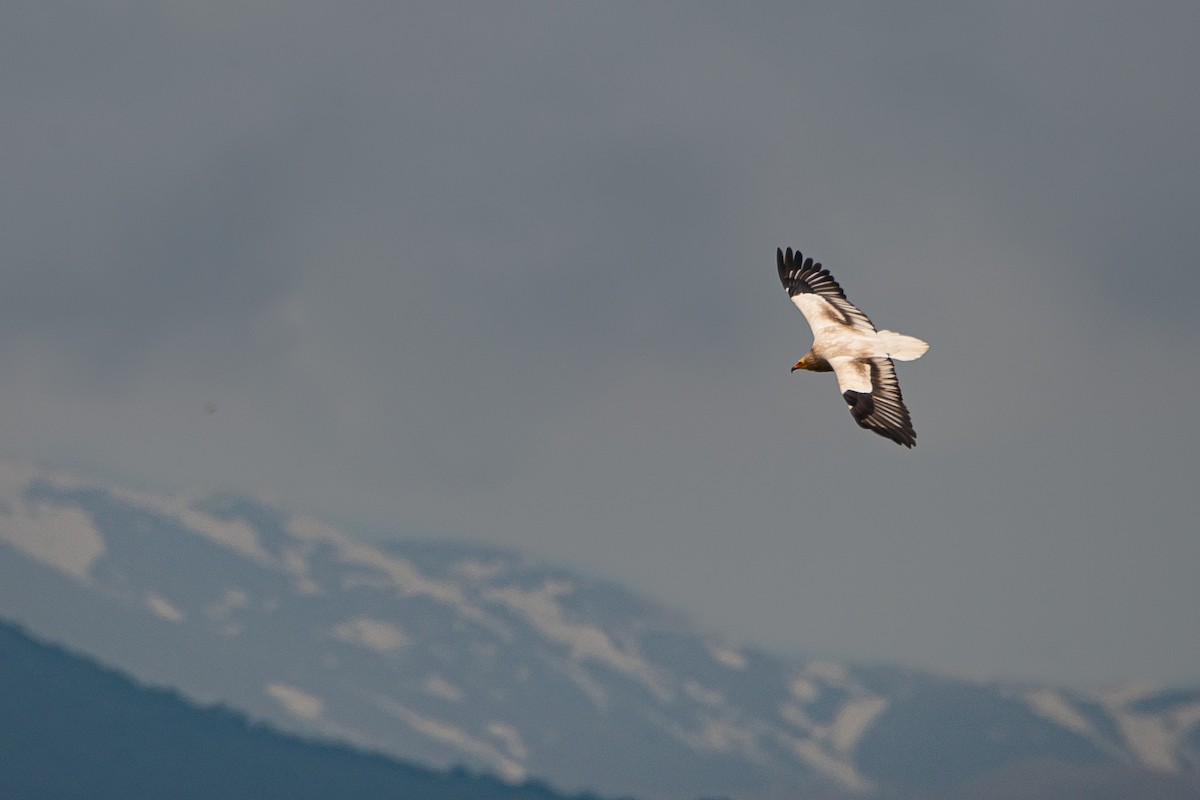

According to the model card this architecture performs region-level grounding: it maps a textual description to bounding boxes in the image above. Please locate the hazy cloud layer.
[3,2,1198,685]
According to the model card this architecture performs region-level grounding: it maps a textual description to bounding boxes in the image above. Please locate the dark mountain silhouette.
[0,618,619,800]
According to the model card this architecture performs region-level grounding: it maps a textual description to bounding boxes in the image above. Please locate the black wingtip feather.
[841,362,918,447]
[843,390,875,420]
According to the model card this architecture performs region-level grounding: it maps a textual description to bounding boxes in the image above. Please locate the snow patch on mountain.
[485,580,670,701]
[144,592,186,622]
[776,662,886,792]
[486,721,528,761]
[286,514,500,628]
[791,738,874,794]
[282,545,322,594]
[830,697,888,754]
[0,464,104,580]
[0,502,103,581]
[654,710,768,763]
[563,661,609,709]
[782,661,885,753]
[452,558,509,581]
[1023,689,1097,739]
[332,616,409,653]
[1098,684,1200,772]
[112,484,276,567]
[707,643,748,671]
[376,697,526,783]
[1120,714,1179,771]
[267,682,325,721]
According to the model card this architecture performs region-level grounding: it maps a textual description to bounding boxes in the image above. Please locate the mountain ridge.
[1,462,1197,799]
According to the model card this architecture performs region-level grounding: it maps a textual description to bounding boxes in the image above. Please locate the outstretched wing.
[776,247,876,335]
[829,355,916,448]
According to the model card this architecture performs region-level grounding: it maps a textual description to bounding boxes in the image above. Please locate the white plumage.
[777,247,928,447]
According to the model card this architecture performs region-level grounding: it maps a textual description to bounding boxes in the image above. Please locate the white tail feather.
[875,330,929,361]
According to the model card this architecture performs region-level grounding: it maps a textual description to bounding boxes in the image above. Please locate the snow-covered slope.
[1,463,1197,799]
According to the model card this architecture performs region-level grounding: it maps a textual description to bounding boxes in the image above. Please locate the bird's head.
[792,352,831,372]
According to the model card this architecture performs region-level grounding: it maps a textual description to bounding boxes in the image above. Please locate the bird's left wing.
[829,355,916,448]
[777,247,876,335]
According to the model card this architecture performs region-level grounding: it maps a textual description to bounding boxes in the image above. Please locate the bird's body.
[777,247,927,447]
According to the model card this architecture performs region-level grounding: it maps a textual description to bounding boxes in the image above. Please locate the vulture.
[777,247,928,447]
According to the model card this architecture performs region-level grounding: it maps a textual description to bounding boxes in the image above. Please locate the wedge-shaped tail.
[875,330,929,361]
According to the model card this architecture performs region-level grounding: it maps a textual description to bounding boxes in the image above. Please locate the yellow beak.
[791,359,805,372]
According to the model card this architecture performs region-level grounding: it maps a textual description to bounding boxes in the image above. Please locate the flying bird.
[777,247,928,447]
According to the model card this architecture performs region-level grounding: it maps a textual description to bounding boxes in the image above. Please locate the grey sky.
[3,2,1198,686]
